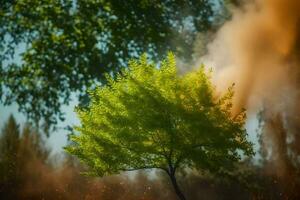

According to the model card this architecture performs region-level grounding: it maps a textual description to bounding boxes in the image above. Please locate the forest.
[1,0,300,199]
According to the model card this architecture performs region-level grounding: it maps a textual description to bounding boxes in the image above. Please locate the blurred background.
[1,0,300,199]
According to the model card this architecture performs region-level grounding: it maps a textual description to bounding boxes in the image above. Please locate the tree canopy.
[66,54,253,200]
[0,0,222,128]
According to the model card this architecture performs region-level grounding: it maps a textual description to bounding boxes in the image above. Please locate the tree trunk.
[168,168,187,200]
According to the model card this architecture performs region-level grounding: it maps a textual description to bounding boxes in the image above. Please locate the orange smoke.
[205,0,300,110]
[200,0,300,197]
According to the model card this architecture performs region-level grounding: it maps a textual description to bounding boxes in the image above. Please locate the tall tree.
[0,116,50,199]
[66,54,253,200]
[0,115,20,198]
[0,0,221,129]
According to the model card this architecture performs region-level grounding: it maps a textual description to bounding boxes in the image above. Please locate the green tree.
[0,115,50,199]
[0,115,20,198]
[66,54,253,200]
[0,0,221,128]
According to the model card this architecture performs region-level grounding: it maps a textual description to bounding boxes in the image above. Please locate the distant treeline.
[0,115,297,199]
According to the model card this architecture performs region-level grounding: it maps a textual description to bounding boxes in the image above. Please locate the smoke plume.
[199,0,300,196]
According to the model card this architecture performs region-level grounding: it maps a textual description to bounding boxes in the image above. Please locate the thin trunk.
[168,167,187,200]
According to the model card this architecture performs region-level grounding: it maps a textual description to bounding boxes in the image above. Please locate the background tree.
[66,54,253,200]
[0,0,227,129]
[0,115,20,198]
[0,115,50,199]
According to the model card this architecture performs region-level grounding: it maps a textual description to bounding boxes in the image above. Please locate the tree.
[0,115,50,199]
[66,54,253,200]
[0,0,221,128]
[0,115,20,198]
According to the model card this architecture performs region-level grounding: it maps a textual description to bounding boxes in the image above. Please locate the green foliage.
[0,115,50,199]
[0,115,20,190]
[66,54,253,179]
[0,0,219,128]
